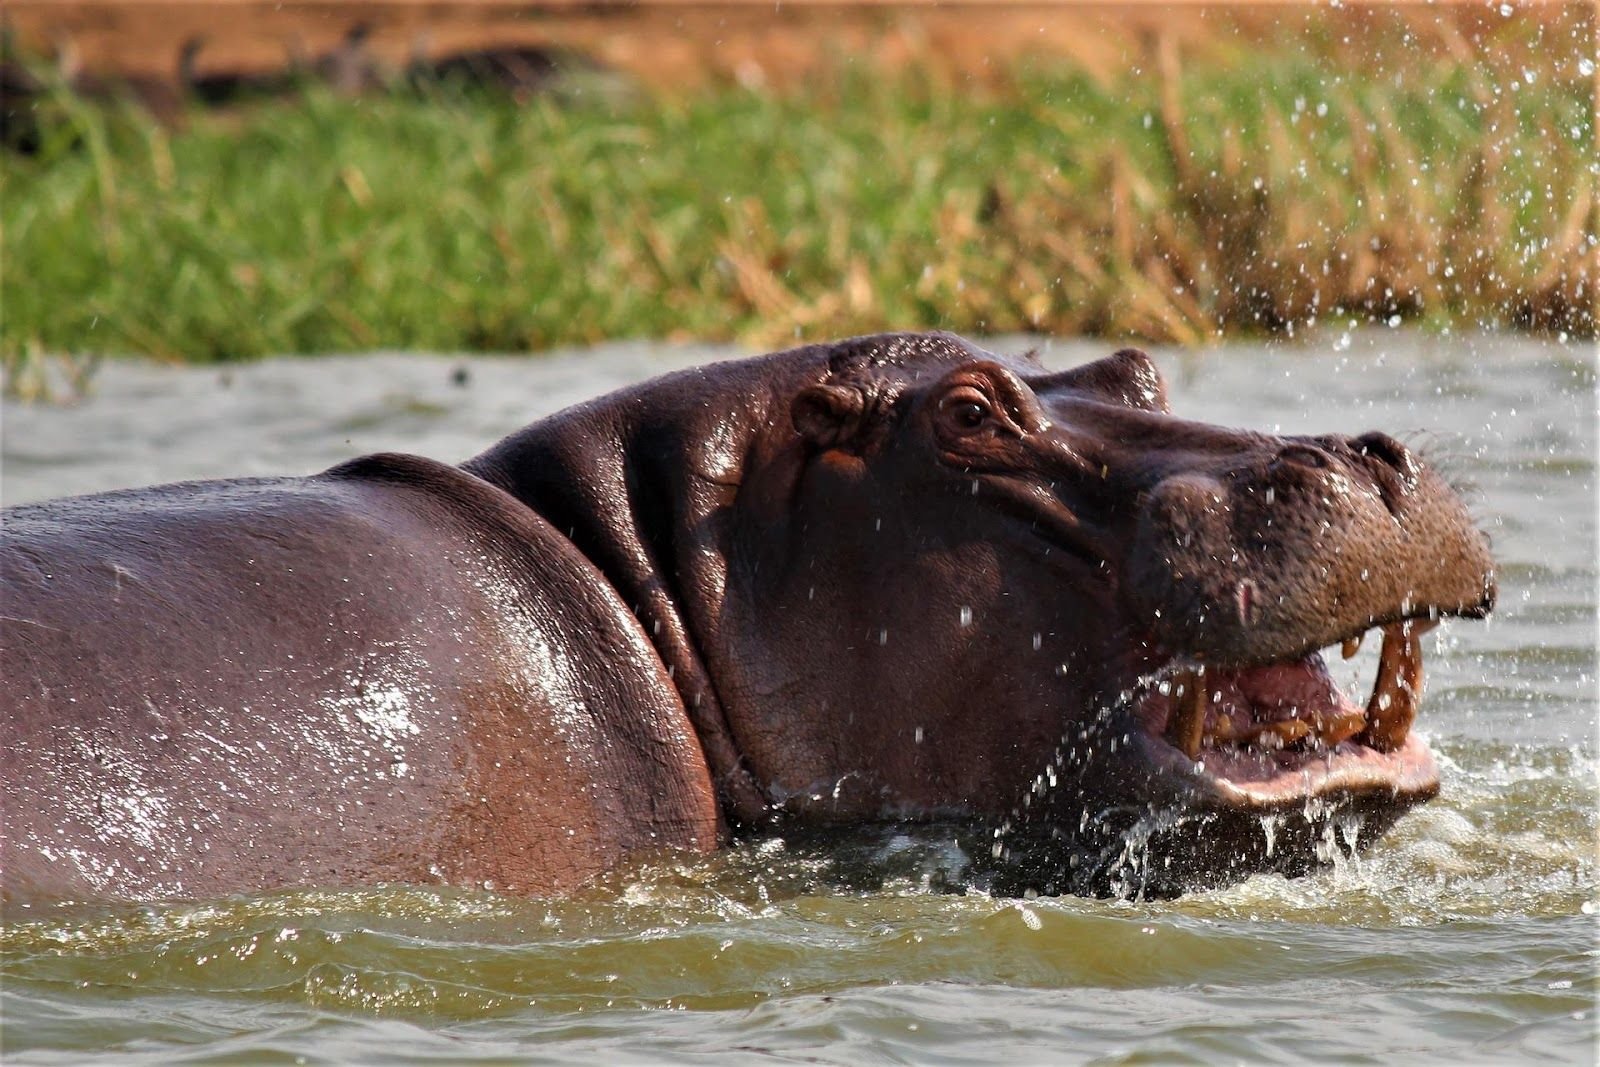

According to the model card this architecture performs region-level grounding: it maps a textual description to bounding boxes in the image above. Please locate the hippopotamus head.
[471,331,1495,897]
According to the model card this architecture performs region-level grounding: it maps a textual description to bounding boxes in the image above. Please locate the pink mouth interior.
[1134,651,1441,805]
[1136,654,1354,743]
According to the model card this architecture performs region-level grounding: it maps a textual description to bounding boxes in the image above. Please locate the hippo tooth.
[1313,707,1369,749]
[1361,621,1425,752]
[1165,669,1208,759]
[1246,718,1312,750]
[1341,633,1364,660]
[1202,712,1245,746]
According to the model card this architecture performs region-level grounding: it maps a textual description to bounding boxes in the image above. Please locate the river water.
[2,332,1595,1064]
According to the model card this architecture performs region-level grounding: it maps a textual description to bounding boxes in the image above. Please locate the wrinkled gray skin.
[1,333,1494,901]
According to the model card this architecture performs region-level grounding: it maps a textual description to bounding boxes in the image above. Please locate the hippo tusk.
[1361,620,1429,752]
[1164,669,1208,759]
[1341,633,1363,660]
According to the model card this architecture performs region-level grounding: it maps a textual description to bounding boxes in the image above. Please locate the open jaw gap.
[1137,619,1440,803]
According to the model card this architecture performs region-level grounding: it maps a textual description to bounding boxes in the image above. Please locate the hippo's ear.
[1053,348,1170,413]
[792,383,869,450]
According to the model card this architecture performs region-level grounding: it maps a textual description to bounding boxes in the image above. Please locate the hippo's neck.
[462,352,828,831]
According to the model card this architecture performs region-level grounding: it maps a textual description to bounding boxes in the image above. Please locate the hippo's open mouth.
[1134,618,1441,808]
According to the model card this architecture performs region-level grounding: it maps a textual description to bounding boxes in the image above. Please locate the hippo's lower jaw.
[1137,619,1443,809]
[987,619,1449,899]
[1132,618,1442,811]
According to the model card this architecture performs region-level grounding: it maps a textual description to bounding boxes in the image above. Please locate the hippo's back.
[1,457,717,901]
[4,474,433,687]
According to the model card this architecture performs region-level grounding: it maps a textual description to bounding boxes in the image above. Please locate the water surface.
[2,332,1595,1064]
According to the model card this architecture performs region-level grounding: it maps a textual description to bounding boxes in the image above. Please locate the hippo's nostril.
[1273,443,1331,470]
[1352,432,1413,474]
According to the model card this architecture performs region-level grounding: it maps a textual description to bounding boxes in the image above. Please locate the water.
[2,331,1595,1064]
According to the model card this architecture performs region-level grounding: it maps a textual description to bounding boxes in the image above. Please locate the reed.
[2,43,1592,371]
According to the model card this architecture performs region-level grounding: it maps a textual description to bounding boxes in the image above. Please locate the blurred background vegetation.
[1,2,1594,381]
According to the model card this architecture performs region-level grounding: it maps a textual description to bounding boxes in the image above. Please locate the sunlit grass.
[2,48,1593,369]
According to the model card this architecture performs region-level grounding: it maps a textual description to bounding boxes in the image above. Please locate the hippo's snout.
[1127,430,1494,671]
[1111,427,1494,794]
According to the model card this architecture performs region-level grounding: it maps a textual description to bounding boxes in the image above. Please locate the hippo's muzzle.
[1118,428,1494,806]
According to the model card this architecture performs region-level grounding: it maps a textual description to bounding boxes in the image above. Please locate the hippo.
[0,333,1495,902]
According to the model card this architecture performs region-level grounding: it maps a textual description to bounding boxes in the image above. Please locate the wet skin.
[0,333,1495,900]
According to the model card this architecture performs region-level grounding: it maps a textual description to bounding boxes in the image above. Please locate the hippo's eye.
[953,402,988,428]
[939,388,993,433]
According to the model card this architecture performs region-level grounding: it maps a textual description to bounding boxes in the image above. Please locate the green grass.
[2,49,1594,370]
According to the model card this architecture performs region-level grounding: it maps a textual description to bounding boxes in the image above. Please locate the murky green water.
[3,332,1595,1064]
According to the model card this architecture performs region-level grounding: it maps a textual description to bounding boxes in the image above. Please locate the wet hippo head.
[689,332,1495,896]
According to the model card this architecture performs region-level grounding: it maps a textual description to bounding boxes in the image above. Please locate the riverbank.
[3,27,1593,370]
